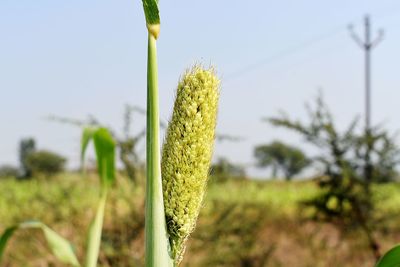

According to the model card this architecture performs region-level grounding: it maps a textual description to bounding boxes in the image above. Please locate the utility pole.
[348,17,385,261]
[349,15,384,133]
[348,15,384,186]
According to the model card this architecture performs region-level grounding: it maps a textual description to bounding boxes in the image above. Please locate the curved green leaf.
[142,0,160,26]
[81,127,95,164]
[81,127,116,188]
[376,244,400,267]
[0,221,80,266]
[0,226,18,263]
[92,128,116,187]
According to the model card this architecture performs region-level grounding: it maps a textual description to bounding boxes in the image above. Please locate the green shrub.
[26,150,66,177]
[0,165,19,178]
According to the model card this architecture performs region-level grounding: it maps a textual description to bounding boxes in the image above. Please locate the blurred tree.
[210,157,246,182]
[26,150,66,177]
[19,138,36,178]
[267,93,399,260]
[254,141,310,180]
[0,165,19,178]
[354,130,400,183]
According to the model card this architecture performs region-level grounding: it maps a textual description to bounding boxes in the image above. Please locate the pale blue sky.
[1,1,400,177]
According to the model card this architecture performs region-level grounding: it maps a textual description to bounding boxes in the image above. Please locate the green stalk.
[145,33,174,267]
[81,127,115,267]
[84,190,107,267]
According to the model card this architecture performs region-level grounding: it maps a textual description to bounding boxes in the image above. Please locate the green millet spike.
[161,66,220,264]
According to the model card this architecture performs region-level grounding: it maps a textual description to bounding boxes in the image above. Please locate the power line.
[224,25,346,82]
[224,26,345,82]
[223,7,400,83]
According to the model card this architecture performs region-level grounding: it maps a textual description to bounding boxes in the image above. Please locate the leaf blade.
[0,221,80,267]
[92,127,116,187]
[81,127,95,165]
[81,127,116,189]
[41,224,81,267]
[0,226,18,263]
[142,0,160,38]
[376,244,400,267]
[142,0,160,26]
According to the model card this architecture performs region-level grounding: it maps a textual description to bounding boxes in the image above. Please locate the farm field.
[1,174,400,267]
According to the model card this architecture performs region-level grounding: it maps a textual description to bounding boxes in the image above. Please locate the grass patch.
[1,174,400,266]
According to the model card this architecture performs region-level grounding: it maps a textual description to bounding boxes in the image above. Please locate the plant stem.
[84,191,107,267]
[145,33,173,267]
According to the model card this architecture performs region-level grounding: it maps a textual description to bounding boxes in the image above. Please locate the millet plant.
[142,1,220,266]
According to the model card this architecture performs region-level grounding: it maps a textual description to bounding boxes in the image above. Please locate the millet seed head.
[161,65,220,264]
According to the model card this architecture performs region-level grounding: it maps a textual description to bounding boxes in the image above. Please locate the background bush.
[26,150,66,177]
[0,165,19,178]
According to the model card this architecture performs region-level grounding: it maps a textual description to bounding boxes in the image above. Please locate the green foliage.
[26,150,66,177]
[376,244,400,267]
[19,138,36,178]
[82,127,116,186]
[269,96,361,210]
[356,130,400,183]
[254,140,310,180]
[93,128,116,187]
[0,221,80,266]
[0,165,19,178]
[267,93,399,260]
[141,0,160,26]
[0,226,17,263]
